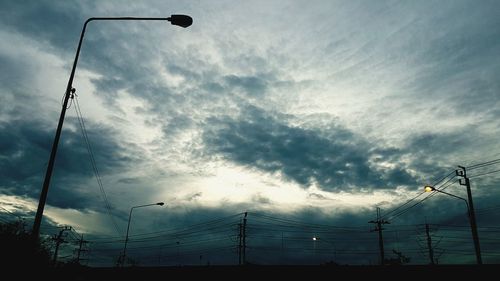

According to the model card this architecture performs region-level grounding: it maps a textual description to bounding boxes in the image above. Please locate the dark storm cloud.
[0,118,133,209]
[0,121,51,184]
[203,105,417,191]
[85,53,202,113]
[0,0,84,52]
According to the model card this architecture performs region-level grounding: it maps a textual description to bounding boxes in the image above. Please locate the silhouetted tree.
[384,249,411,265]
[0,220,52,268]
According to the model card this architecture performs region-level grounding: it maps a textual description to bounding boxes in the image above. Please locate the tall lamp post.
[32,15,192,237]
[424,185,482,264]
[121,202,164,266]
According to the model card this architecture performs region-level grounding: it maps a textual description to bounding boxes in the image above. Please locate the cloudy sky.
[1,0,500,266]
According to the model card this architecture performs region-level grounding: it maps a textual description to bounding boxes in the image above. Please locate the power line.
[250,212,366,230]
[128,213,244,238]
[81,210,494,266]
[466,158,500,170]
[380,171,456,221]
[387,180,458,222]
[469,168,500,179]
[89,215,242,244]
[382,171,457,222]
[73,94,121,237]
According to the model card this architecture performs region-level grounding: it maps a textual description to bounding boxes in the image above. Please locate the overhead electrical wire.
[73,94,122,237]
[89,214,243,244]
[469,169,500,179]
[466,158,500,170]
[380,170,456,221]
[250,212,366,230]
[82,210,492,266]
[386,179,458,222]
[382,159,500,222]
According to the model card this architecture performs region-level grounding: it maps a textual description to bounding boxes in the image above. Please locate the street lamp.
[32,15,192,237]
[312,236,337,263]
[424,185,482,264]
[424,186,470,209]
[121,202,164,266]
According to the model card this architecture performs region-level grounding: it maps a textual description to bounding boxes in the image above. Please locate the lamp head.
[168,15,193,28]
[424,186,435,192]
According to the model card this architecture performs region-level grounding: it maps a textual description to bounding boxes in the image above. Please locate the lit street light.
[311,236,337,263]
[424,185,482,264]
[32,15,192,238]
[120,202,164,266]
[424,186,469,208]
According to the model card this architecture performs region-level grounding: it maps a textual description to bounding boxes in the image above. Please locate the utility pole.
[52,226,71,266]
[242,212,248,265]
[76,234,89,264]
[457,165,482,264]
[425,224,435,265]
[369,207,389,265]
[238,222,242,265]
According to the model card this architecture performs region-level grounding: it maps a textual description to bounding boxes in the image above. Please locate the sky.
[1,0,500,266]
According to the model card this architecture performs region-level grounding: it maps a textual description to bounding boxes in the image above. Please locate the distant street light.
[424,185,482,264]
[311,236,337,263]
[32,15,192,238]
[120,202,164,266]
